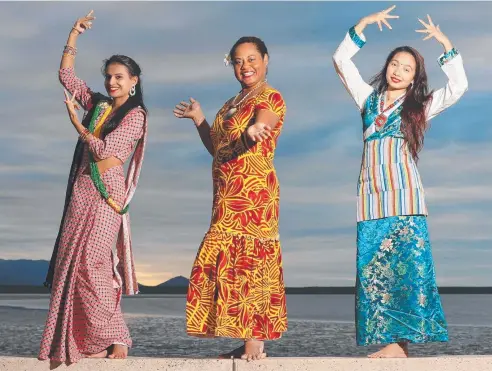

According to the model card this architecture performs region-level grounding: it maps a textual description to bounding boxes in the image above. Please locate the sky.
[0,1,490,286]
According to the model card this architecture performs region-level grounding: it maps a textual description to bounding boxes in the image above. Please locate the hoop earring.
[129,85,136,97]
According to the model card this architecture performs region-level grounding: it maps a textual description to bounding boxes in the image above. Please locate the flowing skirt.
[356,215,448,346]
[38,166,131,363]
[186,228,287,340]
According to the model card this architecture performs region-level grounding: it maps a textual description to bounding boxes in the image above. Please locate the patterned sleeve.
[333,27,374,111]
[87,108,146,162]
[426,49,468,121]
[255,89,287,121]
[59,67,93,110]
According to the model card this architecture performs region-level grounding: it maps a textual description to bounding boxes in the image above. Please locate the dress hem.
[37,338,132,364]
[186,331,284,341]
[357,212,429,223]
[357,333,449,347]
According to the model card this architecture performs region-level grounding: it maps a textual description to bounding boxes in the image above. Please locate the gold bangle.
[80,129,90,142]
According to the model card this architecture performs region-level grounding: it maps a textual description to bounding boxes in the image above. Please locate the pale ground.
[2,356,492,371]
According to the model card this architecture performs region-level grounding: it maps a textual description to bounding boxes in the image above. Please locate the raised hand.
[72,10,95,35]
[246,122,271,143]
[416,15,452,51]
[173,98,205,126]
[360,5,399,32]
[63,89,81,124]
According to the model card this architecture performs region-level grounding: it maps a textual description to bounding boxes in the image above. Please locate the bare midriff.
[84,156,123,175]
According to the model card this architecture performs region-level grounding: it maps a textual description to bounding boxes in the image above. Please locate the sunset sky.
[1,1,490,286]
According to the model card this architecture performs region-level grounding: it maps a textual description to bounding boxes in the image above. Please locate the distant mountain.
[0,259,49,285]
[157,276,189,287]
[0,259,190,289]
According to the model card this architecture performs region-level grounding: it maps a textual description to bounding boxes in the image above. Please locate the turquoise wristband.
[438,48,459,67]
[349,26,366,48]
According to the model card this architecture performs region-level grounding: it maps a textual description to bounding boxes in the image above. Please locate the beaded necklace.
[88,102,129,215]
[375,92,406,129]
[224,79,267,119]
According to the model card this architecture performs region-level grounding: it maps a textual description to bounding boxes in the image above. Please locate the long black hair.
[45,55,147,288]
[370,46,433,162]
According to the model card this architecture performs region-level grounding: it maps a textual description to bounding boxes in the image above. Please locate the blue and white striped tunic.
[333,27,468,222]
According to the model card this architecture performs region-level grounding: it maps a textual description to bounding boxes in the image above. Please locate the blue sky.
[0,2,490,286]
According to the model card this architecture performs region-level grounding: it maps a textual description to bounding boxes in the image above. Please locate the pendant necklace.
[375,91,406,129]
[224,79,267,119]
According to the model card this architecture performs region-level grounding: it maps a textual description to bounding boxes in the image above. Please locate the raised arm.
[427,51,468,120]
[174,98,214,156]
[59,10,96,111]
[415,15,468,120]
[333,6,399,111]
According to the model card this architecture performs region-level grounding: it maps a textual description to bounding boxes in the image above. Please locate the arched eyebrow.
[390,59,414,69]
[105,73,125,77]
[235,54,257,60]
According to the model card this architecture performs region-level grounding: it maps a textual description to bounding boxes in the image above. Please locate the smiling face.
[104,62,138,99]
[232,42,269,89]
[385,51,417,91]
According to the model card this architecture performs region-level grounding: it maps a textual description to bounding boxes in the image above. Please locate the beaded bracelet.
[63,45,77,57]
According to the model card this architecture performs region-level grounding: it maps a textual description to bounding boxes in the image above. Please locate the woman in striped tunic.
[333,5,468,358]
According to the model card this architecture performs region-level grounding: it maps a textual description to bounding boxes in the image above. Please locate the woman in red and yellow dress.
[174,36,287,361]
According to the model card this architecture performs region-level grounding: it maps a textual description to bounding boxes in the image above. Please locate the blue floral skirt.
[356,215,448,346]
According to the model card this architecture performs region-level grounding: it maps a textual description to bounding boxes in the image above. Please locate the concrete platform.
[2,356,492,371]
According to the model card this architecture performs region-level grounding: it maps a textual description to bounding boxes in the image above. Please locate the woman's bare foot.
[218,340,266,361]
[108,344,128,359]
[368,342,408,358]
[84,349,108,358]
[241,340,266,362]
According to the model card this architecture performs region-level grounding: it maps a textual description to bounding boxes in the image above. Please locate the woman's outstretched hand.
[173,98,206,126]
[63,89,81,125]
[416,15,453,52]
[72,10,95,35]
[246,123,271,143]
[357,5,399,34]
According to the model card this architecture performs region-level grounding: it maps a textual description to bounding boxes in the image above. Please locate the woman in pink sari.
[38,10,148,363]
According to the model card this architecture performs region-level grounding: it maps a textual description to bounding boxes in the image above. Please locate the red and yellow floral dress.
[186,87,288,340]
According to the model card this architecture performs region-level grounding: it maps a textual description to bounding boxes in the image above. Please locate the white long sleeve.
[333,29,374,112]
[426,51,468,120]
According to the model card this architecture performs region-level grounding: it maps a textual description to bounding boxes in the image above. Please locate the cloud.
[0,1,491,287]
